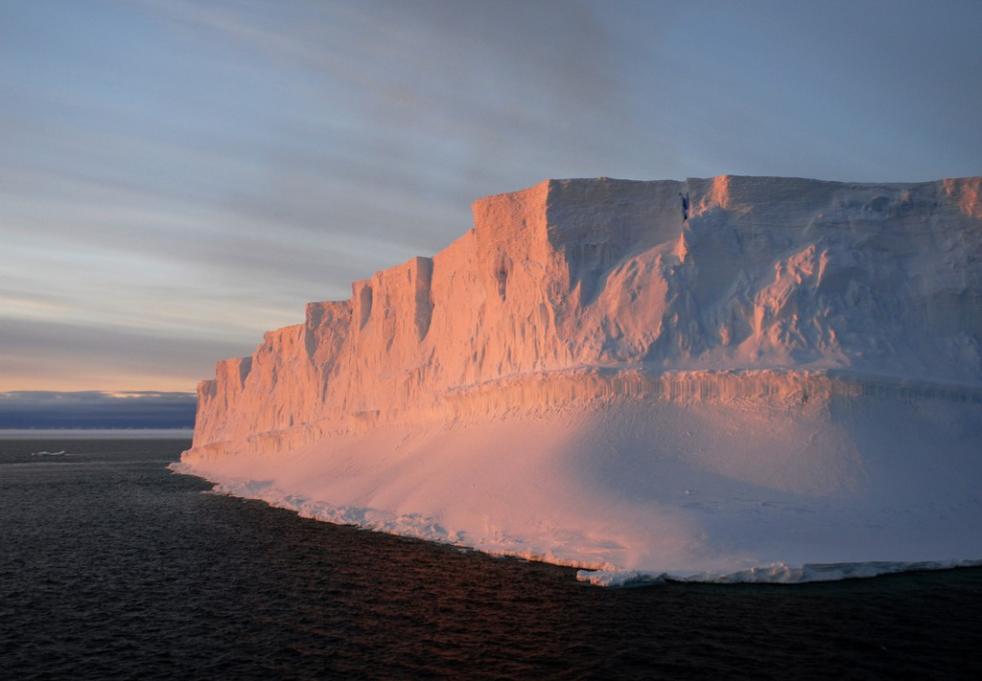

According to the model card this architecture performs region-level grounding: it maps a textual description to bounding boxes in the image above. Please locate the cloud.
[2,0,980,394]
[0,0,650,392]
[0,390,196,429]
[0,316,248,392]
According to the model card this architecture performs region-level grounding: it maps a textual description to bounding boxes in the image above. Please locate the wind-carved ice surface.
[175,176,982,585]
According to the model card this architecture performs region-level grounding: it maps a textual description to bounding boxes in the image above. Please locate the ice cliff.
[177,176,982,584]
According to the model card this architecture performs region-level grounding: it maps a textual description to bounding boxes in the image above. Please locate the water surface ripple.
[2,439,981,680]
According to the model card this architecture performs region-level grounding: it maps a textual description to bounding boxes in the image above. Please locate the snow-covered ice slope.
[177,175,982,584]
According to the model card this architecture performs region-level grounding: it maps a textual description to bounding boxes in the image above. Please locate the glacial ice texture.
[177,175,982,584]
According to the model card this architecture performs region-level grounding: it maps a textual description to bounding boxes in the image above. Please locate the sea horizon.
[0,428,194,440]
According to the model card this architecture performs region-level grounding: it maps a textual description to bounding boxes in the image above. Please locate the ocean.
[2,437,981,680]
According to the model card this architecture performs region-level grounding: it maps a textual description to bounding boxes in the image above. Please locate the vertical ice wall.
[192,176,982,449]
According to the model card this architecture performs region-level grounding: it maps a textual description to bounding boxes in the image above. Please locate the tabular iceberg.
[175,175,982,584]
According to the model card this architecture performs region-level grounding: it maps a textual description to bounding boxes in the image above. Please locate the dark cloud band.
[0,391,196,429]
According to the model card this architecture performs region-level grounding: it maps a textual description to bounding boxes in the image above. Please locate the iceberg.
[176,176,982,584]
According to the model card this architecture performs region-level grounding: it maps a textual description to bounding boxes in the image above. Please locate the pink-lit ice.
[174,176,982,584]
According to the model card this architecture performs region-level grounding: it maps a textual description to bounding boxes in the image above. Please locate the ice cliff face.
[191,175,982,451]
[179,175,982,584]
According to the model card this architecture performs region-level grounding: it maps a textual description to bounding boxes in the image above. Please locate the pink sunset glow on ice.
[174,175,982,585]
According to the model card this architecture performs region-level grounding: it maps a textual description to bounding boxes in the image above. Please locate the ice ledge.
[576,560,982,587]
[169,460,982,588]
[186,367,982,457]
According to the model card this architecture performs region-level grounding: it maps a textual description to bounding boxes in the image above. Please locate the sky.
[1,0,981,419]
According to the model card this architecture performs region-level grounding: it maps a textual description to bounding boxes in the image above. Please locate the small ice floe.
[31,450,68,457]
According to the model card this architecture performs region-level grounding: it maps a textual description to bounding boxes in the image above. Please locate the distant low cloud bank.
[0,391,196,429]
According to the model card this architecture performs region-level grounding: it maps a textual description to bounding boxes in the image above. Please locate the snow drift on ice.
[176,176,982,584]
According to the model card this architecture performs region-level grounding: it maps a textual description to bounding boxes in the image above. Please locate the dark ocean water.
[2,439,981,680]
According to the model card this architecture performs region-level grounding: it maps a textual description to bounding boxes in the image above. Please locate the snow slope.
[177,175,982,584]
